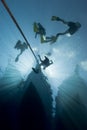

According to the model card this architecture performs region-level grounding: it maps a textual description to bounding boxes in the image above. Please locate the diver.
[33,22,54,43]
[49,16,81,43]
[41,16,81,44]
[14,40,28,62]
[38,55,53,69]
[32,55,53,73]
[33,22,46,38]
[51,16,81,35]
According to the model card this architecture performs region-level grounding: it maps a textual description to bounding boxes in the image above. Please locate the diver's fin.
[51,16,61,21]
[40,35,51,43]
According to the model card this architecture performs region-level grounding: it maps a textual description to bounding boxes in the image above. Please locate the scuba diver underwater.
[33,22,46,42]
[14,40,28,62]
[50,16,81,43]
[32,55,53,73]
[45,16,81,44]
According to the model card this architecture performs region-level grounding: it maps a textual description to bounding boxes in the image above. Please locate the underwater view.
[0,0,87,129]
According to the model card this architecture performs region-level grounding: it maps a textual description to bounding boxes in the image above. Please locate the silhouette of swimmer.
[32,55,53,73]
[41,16,81,44]
[33,22,46,38]
[38,55,53,69]
[51,16,81,35]
[14,40,28,62]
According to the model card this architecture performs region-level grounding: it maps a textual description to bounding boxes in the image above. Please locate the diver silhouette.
[38,55,53,69]
[33,22,46,43]
[41,16,81,44]
[14,40,28,62]
[50,16,81,44]
[32,55,53,73]
[51,16,81,35]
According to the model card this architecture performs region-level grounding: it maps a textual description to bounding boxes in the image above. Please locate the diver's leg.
[56,31,68,37]
[15,52,22,62]
[35,32,37,38]
[41,35,54,43]
[51,16,68,25]
[51,16,61,21]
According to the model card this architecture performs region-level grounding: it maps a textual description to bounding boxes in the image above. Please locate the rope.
[1,0,39,64]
